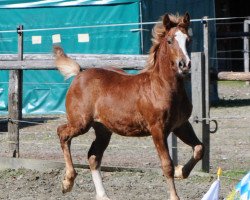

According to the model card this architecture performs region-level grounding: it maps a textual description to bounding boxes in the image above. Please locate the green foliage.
[223,170,248,181]
[218,81,246,88]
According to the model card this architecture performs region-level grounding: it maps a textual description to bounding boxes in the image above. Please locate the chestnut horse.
[54,13,203,200]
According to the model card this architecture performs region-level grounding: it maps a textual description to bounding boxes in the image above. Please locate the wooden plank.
[218,72,250,81]
[2,54,250,81]
[0,54,147,70]
[0,54,148,61]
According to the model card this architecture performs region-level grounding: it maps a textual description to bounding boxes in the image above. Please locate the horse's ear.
[183,12,190,26]
[163,13,172,30]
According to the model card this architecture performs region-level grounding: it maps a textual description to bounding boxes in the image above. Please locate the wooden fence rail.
[0,54,147,70]
[2,54,250,79]
[218,72,250,81]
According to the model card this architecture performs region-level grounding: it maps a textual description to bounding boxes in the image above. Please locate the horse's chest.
[168,97,192,129]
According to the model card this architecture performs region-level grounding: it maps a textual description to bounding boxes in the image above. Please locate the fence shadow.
[0,117,59,133]
[211,98,250,107]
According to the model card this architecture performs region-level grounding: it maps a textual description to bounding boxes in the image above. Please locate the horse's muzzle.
[179,60,191,74]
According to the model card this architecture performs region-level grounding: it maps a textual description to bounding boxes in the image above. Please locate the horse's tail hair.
[53,46,80,80]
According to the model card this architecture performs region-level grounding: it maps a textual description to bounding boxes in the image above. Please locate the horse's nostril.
[179,60,185,68]
[188,61,191,69]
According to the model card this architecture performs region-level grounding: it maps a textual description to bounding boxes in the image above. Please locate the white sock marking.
[91,169,107,197]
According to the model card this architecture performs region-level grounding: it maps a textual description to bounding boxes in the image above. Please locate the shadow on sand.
[0,117,59,133]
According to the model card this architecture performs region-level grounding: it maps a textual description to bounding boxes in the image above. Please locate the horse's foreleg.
[57,124,79,193]
[151,125,180,200]
[88,123,112,200]
[173,121,204,179]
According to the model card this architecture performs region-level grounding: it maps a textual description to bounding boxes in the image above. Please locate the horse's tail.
[53,46,80,80]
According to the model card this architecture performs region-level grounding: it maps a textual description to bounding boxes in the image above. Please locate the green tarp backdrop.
[0,0,216,115]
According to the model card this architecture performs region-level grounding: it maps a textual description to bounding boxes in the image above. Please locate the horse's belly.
[114,126,151,137]
[94,97,150,136]
[106,121,150,137]
[95,115,150,137]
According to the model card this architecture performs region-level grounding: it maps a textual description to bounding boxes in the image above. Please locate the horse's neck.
[152,51,178,88]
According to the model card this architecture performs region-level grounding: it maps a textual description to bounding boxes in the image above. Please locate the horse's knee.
[194,144,204,160]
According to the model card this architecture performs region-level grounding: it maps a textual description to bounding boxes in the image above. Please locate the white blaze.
[175,30,190,66]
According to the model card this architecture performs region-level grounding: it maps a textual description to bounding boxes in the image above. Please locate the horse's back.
[68,68,140,97]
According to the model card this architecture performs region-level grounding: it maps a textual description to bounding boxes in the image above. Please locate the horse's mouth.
[178,65,190,76]
[182,67,190,74]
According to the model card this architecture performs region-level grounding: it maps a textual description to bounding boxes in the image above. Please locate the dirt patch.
[0,81,249,199]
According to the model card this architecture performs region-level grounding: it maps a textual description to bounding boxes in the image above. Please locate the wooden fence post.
[191,52,210,172]
[8,25,23,158]
[202,17,211,172]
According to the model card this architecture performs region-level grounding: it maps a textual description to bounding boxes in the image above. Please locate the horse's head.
[162,12,191,75]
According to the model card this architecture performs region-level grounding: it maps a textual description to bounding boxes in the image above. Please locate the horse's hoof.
[174,165,184,179]
[170,196,180,200]
[61,179,74,194]
[96,194,111,200]
[61,170,78,194]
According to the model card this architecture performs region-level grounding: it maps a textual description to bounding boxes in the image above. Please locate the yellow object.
[226,189,236,200]
[217,167,222,179]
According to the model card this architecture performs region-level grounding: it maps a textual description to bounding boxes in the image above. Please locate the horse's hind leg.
[88,123,112,200]
[173,121,204,179]
[57,123,89,193]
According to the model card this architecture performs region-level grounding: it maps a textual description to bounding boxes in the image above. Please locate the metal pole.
[139,1,144,54]
[17,25,23,119]
[167,133,177,166]
[244,19,250,85]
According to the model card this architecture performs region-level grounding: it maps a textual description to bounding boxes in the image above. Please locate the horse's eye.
[167,37,173,44]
